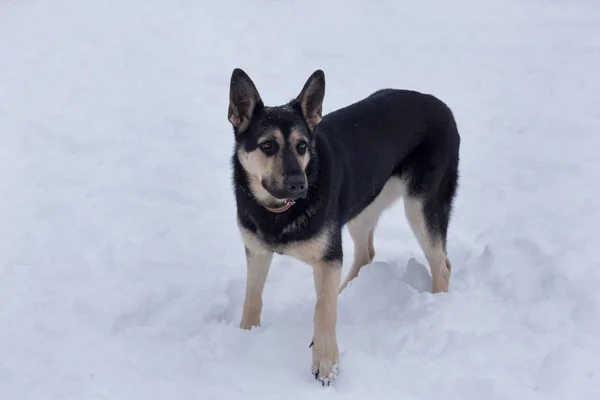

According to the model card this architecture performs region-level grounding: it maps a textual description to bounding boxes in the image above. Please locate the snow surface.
[1,0,600,399]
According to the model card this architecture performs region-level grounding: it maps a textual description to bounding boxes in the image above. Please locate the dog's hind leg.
[339,177,405,293]
[240,248,273,329]
[339,222,375,293]
[368,228,375,261]
[403,195,452,293]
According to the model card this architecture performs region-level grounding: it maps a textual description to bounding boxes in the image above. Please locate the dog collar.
[264,200,295,213]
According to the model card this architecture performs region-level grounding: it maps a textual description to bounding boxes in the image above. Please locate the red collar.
[264,200,295,213]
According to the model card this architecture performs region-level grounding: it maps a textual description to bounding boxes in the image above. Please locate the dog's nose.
[283,175,307,198]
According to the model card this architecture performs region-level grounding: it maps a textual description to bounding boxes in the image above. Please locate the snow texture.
[1,0,600,399]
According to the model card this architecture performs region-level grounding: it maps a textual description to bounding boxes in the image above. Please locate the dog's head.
[228,68,325,209]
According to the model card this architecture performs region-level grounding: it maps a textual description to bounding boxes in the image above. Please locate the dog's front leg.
[311,259,342,385]
[240,247,273,330]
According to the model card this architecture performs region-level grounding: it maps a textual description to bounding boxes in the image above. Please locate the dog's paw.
[239,307,262,329]
[312,363,338,386]
[239,318,260,330]
[311,338,339,386]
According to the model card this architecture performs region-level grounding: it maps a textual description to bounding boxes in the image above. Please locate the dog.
[227,68,460,385]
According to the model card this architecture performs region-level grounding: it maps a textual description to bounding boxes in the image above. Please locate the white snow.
[1,0,600,399]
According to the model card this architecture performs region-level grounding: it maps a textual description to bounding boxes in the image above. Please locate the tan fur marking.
[282,228,331,265]
[404,197,450,293]
[306,114,322,132]
[238,224,332,264]
[238,223,338,377]
[237,147,272,204]
[339,177,406,293]
[239,250,273,329]
[239,226,268,255]
[237,128,286,205]
[228,97,259,134]
[311,260,341,381]
[368,229,375,261]
[289,130,311,169]
[228,106,243,129]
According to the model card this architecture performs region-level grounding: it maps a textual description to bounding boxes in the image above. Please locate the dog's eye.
[296,142,308,154]
[259,140,277,154]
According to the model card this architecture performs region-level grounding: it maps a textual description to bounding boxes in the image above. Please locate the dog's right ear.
[228,68,262,134]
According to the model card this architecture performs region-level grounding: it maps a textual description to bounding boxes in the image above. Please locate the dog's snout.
[283,175,307,198]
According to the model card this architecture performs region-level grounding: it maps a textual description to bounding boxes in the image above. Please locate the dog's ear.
[295,70,325,133]
[228,68,262,134]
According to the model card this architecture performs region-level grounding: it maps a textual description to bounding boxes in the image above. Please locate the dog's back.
[315,89,460,229]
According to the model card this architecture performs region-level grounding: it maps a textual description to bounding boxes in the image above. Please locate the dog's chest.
[239,225,330,265]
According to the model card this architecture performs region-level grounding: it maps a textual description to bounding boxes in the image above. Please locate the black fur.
[231,72,460,263]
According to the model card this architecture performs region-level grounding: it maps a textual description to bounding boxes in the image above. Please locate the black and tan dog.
[227,69,460,385]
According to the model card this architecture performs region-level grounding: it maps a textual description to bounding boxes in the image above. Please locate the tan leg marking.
[239,249,273,329]
[403,197,450,293]
[311,260,342,384]
[339,177,405,293]
[238,226,274,329]
[238,224,334,330]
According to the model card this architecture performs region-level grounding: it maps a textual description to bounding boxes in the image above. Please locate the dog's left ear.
[295,70,325,133]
